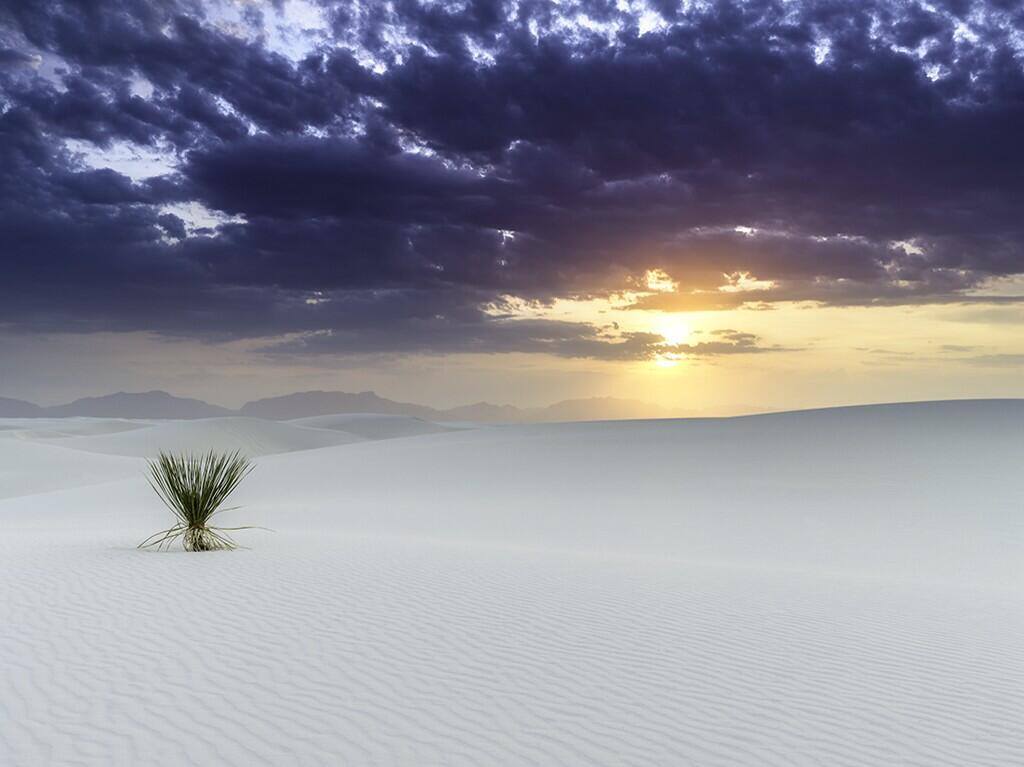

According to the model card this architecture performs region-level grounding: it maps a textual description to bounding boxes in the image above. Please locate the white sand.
[1,403,1021,765]
[288,412,460,439]
[0,439,139,500]
[0,417,149,440]
[43,416,364,458]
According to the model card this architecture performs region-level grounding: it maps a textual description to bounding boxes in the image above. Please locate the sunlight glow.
[644,269,678,293]
[654,315,690,346]
[719,271,775,293]
[654,353,682,368]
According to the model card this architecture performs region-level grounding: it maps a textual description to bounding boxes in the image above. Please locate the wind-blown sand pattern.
[1,403,1022,765]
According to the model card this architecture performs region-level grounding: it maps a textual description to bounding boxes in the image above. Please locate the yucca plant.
[139,450,257,551]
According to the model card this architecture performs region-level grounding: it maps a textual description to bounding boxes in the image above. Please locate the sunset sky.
[2,0,1024,413]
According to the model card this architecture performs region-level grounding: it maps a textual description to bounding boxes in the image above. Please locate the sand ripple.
[1,534,1020,766]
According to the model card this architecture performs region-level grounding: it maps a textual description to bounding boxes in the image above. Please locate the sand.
[42,416,364,458]
[288,412,460,440]
[1,403,1021,765]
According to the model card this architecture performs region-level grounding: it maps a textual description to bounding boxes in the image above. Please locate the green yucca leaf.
[139,450,258,552]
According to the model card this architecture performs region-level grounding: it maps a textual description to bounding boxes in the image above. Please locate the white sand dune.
[288,412,460,440]
[1,402,1022,765]
[0,437,140,500]
[42,416,364,458]
[0,417,149,440]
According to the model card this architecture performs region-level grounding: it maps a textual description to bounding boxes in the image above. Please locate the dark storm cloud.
[1,0,1024,358]
[0,46,35,67]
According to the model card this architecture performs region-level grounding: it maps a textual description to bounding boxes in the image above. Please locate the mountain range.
[0,390,679,423]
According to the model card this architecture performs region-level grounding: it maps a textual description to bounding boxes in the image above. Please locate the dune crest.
[43,416,366,458]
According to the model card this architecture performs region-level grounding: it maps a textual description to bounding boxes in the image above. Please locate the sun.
[649,314,690,369]
[654,314,691,346]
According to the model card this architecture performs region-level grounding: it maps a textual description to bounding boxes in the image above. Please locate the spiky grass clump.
[139,450,256,552]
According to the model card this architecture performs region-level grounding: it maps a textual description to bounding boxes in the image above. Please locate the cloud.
[1,0,1024,356]
[258,295,784,361]
[961,354,1024,367]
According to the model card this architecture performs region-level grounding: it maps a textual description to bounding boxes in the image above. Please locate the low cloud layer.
[2,0,1024,360]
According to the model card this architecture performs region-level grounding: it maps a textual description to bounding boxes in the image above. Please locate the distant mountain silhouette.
[240,391,677,422]
[529,397,676,422]
[240,390,438,420]
[5,390,1024,425]
[48,391,232,419]
[442,402,524,422]
[0,396,42,417]
[442,397,677,422]
[3,388,675,422]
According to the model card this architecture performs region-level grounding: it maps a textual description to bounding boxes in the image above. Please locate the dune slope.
[0,436,140,500]
[43,416,364,458]
[288,412,459,439]
[1,402,1021,766]
[0,417,149,440]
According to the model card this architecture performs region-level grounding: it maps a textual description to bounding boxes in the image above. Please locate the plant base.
[184,526,237,551]
[138,523,243,551]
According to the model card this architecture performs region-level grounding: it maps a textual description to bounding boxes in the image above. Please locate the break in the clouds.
[2,0,1024,362]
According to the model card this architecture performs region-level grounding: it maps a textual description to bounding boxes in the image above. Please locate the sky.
[2,0,1024,413]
